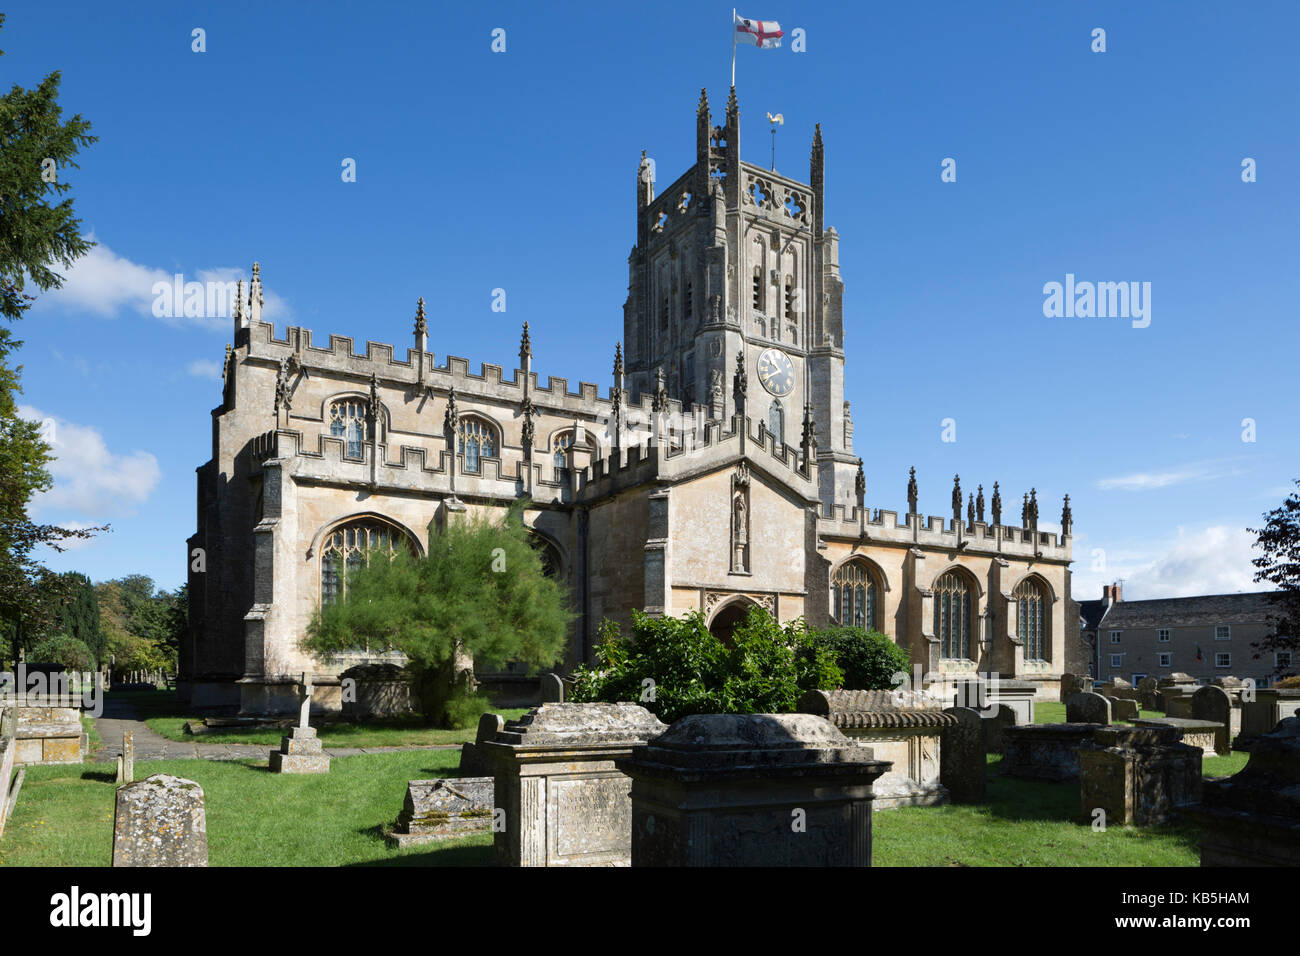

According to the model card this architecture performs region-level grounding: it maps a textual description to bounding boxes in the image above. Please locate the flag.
[735,14,783,49]
[1196,644,1203,662]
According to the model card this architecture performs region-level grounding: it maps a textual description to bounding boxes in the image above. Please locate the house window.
[320,518,413,605]
[1014,577,1047,662]
[832,560,879,631]
[1215,652,1231,668]
[1277,651,1293,669]
[768,400,784,446]
[1215,625,1231,641]
[934,572,972,661]
[329,398,369,458]
[1157,628,1170,643]
[458,418,498,474]
[1110,654,1123,668]
[1158,652,1172,667]
[1109,630,1122,644]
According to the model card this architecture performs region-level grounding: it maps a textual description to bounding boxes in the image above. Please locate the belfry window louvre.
[329,398,369,458]
[458,418,498,474]
[832,560,879,631]
[934,572,972,660]
[1014,578,1047,662]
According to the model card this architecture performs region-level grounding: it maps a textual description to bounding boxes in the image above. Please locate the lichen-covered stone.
[112,774,208,867]
[1079,725,1201,827]
[390,776,494,846]
[1066,692,1111,725]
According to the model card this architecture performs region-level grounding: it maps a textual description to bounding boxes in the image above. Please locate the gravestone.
[269,673,331,773]
[1159,673,1199,717]
[340,662,411,718]
[1060,673,1093,703]
[1191,685,1234,755]
[983,704,1017,755]
[1066,692,1111,725]
[1130,718,1223,756]
[1185,717,1300,865]
[389,777,495,846]
[457,712,504,776]
[1108,696,1141,721]
[1001,724,1104,782]
[540,672,565,704]
[115,731,134,785]
[1237,689,1300,749]
[112,774,208,867]
[1137,677,1159,712]
[1080,726,1202,827]
[940,706,986,803]
[617,713,891,867]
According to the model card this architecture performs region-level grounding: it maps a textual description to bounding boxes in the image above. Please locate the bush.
[809,626,910,690]
[569,606,842,723]
[1277,674,1300,689]
[27,634,95,672]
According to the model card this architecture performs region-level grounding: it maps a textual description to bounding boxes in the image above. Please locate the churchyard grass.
[0,750,493,867]
[80,714,101,754]
[1035,701,1164,724]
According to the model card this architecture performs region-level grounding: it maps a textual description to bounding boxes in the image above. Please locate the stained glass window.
[831,560,878,631]
[319,519,411,605]
[934,572,972,660]
[1015,578,1047,661]
[458,418,498,474]
[329,399,368,458]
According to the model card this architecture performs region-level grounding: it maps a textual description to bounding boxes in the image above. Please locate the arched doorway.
[708,599,755,646]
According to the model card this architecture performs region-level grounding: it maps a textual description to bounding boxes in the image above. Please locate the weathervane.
[766,111,784,171]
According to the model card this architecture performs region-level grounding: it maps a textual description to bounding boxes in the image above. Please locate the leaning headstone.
[269,673,331,774]
[486,703,667,867]
[1185,717,1300,865]
[115,731,134,785]
[941,706,986,803]
[540,672,565,704]
[1080,725,1202,827]
[1191,685,1234,756]
[617,713,891,867]
[112,774,208,867]
[1066,692,1111,725]
[1108,697,1141,721]
[388,777,495,846]
[1137,677,1159,712]
[457,712,504,776]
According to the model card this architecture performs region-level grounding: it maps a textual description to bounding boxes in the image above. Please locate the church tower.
[623,87,854,511]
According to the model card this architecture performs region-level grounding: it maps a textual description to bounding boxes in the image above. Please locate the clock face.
[756,348,795,397]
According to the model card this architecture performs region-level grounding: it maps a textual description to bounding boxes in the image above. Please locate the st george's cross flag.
[734,13,783,49]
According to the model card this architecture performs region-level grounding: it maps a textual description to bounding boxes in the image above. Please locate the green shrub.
[442,686,493,729]
[27,634,95,671]
[569,606,842,723]
[809,626,910,690]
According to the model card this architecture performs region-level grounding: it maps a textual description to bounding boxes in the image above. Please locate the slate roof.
[1097,591,1283,630]
[1078,598,1110,630]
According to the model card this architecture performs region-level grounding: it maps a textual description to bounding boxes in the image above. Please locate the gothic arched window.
[832,560,879,631]
[752,266,764,311]
[1015,577,1048,661]
[784,276,795,320]
[769,400,785,446]
[552,430,589,483]
[934,571,973,660]
[319,518,416,605]
[458,417,498,474]
[329,398,368,459]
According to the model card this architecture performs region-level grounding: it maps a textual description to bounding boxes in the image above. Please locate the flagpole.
[730,8,737,87]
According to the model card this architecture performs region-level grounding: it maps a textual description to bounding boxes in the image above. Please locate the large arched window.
[329,398,368,458]
[832,560,879,631]
[458,417,498,474]
[769,400,785,446]
[934,571,973,661]
[319,518,417,605]
[1015,577,1048,662]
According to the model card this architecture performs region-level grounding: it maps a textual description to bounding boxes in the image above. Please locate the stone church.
[181,88,1075,715]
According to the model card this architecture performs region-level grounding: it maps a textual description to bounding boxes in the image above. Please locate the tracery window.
[329,398,368,458]
[319,519,413,605]
[553,430,589,483]
[934,571,973,660]
[458,417,498,474]
[1015,577,1047,661]
[832,560,879,631]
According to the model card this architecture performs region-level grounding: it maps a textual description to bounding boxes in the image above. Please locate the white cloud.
[186,359,223,381]
[18,405,161,519]
[1096,460,1243,492]
[32,236,290,328]
[1072,525,1263,602]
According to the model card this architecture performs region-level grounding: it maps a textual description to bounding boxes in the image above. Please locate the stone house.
[181,88,1075,715]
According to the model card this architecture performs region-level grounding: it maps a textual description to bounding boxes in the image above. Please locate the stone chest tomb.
[1079,725,1202,827]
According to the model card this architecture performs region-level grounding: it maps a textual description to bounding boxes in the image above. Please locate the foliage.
[305,503,573,726]
[569,606,843,723]
[1249,481,1300,678]
[1276,675,1300,689]
[26,633,94,671]
[94,577,180,672]
[808,625,910,690]
[42,571,103,660]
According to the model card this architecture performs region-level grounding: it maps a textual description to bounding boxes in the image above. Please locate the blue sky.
[5,1,1298,599]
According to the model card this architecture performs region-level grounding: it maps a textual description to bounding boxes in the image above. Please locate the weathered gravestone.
[1080,725,1202,827]
[115,731,134,785]
[1159,673,1199,717]
[269,673,331,773]
[1191,685,1234,756]
[1184,717,1300,866]
[1237,689,1300,749]
[1066,691,1111,725]
[617,713,891,867]
[389,776,494,846]
[1108,696,1141,721]
[1000,724,1104,782]
[940,706,986,803]
[112,774,208,867]
[983,704,1017,755]
[485,703,666,867]
[340,662,411,718]
[1130,718,1222,756]
[1137,677,1159,712]
[457,712,504,776]
[540,673,565,703]
[1060,673,1093,703]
